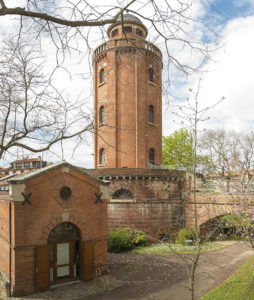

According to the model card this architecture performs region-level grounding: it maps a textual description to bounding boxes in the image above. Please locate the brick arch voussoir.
[39,216,62,242]
[69,214,93,241]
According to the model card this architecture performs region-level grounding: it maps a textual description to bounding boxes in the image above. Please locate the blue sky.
[205,0,254,21]
[1,0,254,168]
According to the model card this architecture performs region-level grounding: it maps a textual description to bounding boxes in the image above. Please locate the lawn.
[130,241,236,254]
[200,255,254,300]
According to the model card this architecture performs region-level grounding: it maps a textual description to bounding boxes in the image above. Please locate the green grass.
[200,255,254,300]
[130,241,235,255]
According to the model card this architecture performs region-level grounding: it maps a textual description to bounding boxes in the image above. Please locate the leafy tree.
[162,128,212,172]
[162,128,193,168]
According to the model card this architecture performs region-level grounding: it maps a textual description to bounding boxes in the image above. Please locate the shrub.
[132,229,148,247]
[176,227,196,245]
[108,227,148,253]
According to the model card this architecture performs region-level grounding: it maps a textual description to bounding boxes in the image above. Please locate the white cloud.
[163,15,254,136]
[1,1,254,167]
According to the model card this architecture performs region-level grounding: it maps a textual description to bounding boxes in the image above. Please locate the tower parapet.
[93,14,162,169]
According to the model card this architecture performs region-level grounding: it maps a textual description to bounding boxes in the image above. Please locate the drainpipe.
[7,199,12,297]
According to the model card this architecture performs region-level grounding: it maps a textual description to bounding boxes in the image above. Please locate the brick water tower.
[93,14,162,168]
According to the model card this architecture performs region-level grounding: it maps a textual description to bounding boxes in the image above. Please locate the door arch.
[48,222,80,284]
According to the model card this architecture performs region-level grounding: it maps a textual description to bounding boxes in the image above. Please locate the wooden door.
[80,241,94,281]
[35,245,50,291]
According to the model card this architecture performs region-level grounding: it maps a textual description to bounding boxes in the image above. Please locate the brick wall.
[8,165,108,296]
[89,168,185,240]
[0,196,10,281]
[93,22,162,169]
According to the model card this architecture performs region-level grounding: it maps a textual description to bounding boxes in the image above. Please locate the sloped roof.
[8,161,109,185]
[10,157,45,164]
[116,14,143,24]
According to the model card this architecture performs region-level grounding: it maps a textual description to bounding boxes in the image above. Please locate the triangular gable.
[8,161,108,185]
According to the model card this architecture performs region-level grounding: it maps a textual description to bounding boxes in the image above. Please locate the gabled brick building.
[0,161,109,296]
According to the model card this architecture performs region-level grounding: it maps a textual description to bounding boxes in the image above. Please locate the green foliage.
[200,255,254,300]
[162,129,194,168]
[132,229,148,246]
[220,214,254,228]
[162,129,212,171]
[108,227,147,253]
[176,227,196,245]
[131,241,234,254]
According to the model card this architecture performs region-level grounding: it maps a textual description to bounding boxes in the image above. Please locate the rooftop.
[116,14,143,24]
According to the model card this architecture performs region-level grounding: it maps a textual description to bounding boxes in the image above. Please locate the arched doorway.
[48,222,80,284]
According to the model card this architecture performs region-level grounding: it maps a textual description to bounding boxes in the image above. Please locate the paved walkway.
[0,242,253,300]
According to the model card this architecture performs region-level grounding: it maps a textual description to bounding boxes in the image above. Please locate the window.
[148,148,155,166]
[111,28,118,37]
[24,162,30,168]
[16,163,22,169]
[123,26,132,33]
[148,105,154,123]
[112,189,133,199]
[136,28,143,37]
[99,69,105,84]
[148,68,154,82]
[99,148,105,165]
[99,106,105,124]
[48,222,80,243]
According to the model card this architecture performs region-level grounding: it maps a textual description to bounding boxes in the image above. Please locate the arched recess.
[48,222,81,284]
[148,68,154,82]
[148,148,155,166]
[99,69,105,83]
[112,189,134,199]
[199,214,231,238]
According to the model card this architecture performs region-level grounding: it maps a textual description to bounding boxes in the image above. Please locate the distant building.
[9,156,47,172]
[0,157,49,177]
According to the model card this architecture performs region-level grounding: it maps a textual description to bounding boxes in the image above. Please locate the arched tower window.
[99,148,106,165]
[112,189,133,199]
[148,68,154,82]
[136,28,143,37]
[99,106,105,124]
[123,26,132,33]
[99,69,105,84]
[111,28,118,37]
[148,148,155,166]
[148,105,154,123]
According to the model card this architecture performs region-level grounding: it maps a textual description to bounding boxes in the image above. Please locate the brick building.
[0,14,187,296]
[91,15,186,239]
[0,161,109,296]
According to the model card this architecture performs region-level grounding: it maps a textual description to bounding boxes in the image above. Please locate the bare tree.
[201,129,254,249]
[0,37,93,161]
[168,79,224,300]
[0,1,218,80]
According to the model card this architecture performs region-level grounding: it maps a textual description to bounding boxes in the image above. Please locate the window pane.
[50,268,54,282]
[57,243,69,265]
[124,26,132,33]
[49,244,54,267]
[57,266,70,278]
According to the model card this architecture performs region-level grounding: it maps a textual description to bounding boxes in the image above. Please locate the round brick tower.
[93,14,162,168]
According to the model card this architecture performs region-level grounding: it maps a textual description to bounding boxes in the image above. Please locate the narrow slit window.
[148,105,154,123]
[99,148,106,165]
[99,69,105,84]
[148,68,154,82]
[148,148,155,166]
[99,106,105,124]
